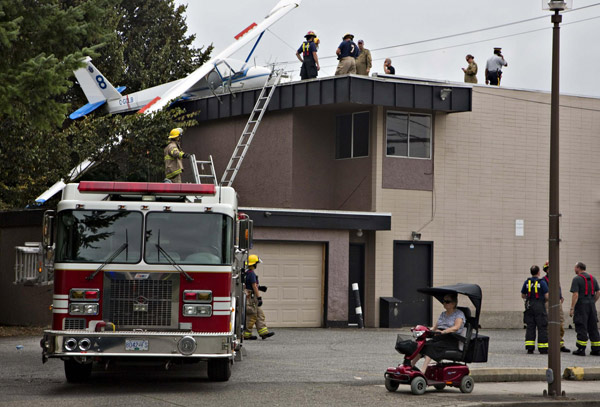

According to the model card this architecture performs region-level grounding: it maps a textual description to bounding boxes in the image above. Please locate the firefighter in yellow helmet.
[164,128,189,183]
[244,254,275,340]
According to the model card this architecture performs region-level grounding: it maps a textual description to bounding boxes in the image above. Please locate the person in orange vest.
[521,265,549,354]
[542,261,570,352]
[569,262,600,356]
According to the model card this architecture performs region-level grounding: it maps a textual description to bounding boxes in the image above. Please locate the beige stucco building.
[3,74,600,328]
[180,74,600,329]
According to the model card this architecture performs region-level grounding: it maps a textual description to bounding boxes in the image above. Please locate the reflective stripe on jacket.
[164,140,185,179]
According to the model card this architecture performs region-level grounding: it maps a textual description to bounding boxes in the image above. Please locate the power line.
[473,88,600,112]
[276,2,600,65]
[282,14,600,73]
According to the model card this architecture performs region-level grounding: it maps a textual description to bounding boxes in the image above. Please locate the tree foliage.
[0,0,212,209]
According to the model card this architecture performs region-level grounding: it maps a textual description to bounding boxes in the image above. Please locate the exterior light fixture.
[440,88,452,101]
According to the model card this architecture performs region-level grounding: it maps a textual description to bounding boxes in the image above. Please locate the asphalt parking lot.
[2,327,600,406]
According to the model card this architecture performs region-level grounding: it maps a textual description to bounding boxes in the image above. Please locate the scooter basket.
[464,334,489,363]
[395,334,418,355]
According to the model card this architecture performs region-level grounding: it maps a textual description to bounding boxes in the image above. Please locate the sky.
[174,0,600,98]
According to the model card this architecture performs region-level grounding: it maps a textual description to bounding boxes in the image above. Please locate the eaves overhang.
[181,74,472,122]
[240,207,391,231]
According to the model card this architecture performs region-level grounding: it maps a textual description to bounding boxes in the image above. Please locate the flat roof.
[240,207,391,231]
[182,73,472,122]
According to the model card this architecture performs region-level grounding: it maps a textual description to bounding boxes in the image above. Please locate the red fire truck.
[40,180,251,382]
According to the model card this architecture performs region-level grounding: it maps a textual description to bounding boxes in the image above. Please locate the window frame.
[335,111,370,160]
[385,111,432,160]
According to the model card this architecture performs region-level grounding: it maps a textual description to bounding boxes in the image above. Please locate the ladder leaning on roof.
[189,154,218,185]
[220,69,284,187]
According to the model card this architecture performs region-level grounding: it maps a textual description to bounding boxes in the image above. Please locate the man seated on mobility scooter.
[385,284,488,395]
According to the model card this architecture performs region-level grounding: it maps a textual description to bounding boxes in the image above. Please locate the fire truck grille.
[108,279,173,327]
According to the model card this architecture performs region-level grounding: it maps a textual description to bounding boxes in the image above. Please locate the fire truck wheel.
[207,358,231,382]
[64,359,92,383]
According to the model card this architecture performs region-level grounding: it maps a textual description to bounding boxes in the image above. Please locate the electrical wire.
[275,2,600,66]
[284,14,600,73]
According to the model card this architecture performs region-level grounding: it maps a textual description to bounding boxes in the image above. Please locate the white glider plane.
[36,0,301,204]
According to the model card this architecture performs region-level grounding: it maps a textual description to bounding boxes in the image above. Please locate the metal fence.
[14,242,53,285]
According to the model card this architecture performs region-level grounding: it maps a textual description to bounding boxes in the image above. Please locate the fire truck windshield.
[144,212,233,265]
[55,210,143,263]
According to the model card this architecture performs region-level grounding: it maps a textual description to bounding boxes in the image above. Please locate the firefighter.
[164,128,189,183]
[521,265,549,354]
[244,254,275,340]
[296,30,320,80]
[542,261,570,352]
[569,262,600,356]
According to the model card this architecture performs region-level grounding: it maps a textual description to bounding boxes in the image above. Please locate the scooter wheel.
[410,376,427,395]
[385,377,399,392]
[433,383,446,391]
[460,375,474,393]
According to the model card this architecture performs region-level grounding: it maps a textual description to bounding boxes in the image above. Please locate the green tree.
[0,0,212,209]
[0,0,118,209]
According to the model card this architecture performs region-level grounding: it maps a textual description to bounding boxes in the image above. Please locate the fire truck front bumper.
[41,330,237,362]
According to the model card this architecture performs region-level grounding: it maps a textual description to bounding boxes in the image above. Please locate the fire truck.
[39,180,252,382]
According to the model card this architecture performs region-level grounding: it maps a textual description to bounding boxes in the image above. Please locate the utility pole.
[544,0,571,398]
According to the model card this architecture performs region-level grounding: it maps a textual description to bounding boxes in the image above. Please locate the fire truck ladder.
[189,154,218,185]
[220,69,284,187]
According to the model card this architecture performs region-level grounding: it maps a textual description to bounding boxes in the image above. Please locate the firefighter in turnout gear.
[164,128,189,183]
[543,261,570,352]
[569,262,600,356]
[521,265,549,354]
[244,254,275,340]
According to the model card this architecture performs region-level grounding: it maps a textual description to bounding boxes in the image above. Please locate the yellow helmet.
[246,254,262,267]
[169,128,183,139]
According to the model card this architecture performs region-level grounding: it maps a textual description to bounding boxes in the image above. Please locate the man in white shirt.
[485,47,508,86]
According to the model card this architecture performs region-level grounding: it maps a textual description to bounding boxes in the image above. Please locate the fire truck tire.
[64,359,92,383]
[207,358,231,382]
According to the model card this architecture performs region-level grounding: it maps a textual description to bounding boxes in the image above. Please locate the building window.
[386,112,431,159]
[336,112,369,159]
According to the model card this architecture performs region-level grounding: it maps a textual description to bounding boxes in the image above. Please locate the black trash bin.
[380,297,402,328]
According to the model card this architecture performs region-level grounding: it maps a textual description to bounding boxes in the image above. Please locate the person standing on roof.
[462,54,478,84]
[485,47,507,86]
[296,31,320,80]
[355,39,372,76]
[244,254,275,340]
[542,261,570,352]
[521,265,549,354]
[383,58,395,75]
[164,127,189,183]
[569,262,600,356]
[335,33,359,76]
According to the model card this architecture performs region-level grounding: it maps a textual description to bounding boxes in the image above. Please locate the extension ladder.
[220,69,284,187]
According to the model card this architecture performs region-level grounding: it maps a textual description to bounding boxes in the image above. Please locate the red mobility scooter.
[384,284,489,395]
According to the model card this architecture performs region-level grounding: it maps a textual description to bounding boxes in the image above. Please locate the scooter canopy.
[417,283,482,325]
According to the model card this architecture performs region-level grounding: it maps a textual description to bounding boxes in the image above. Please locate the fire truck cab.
[40,181,252,382]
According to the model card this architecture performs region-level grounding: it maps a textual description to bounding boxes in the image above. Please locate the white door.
[250,241,324,327]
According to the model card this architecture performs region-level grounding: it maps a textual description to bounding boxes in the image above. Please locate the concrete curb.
[470,367,600,382]
[470,367,546,382]
[563,367,600,380]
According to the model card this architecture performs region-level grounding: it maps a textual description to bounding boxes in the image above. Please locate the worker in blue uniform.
[521,265,549,354]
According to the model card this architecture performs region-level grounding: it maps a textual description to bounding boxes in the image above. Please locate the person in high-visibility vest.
[542,261,570,352]
[296,31,320,80]
[164,128,189,183]
[521,265,549,354]
[569,262,600,356]
[244,254,275,340]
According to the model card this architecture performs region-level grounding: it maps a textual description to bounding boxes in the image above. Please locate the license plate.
[125,339,148,351]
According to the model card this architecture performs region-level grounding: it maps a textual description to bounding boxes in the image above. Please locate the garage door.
[251,241,324,327]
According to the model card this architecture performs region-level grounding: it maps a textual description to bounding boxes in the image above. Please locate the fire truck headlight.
[183,304,212,317]
[69,303,99,315]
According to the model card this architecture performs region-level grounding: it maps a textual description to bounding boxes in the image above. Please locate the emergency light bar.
[78,181,216,195]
